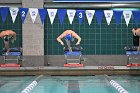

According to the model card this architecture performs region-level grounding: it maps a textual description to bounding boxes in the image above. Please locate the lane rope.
[104,75,129,93]
[21,75,43,93]
[110,80,128,93]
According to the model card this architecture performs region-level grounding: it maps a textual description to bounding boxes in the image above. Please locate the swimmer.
[0,30,16,55]
[132,28,140,51]
[57,30,81,52]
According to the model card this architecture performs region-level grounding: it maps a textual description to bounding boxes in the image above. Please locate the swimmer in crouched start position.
[132,28,140,51]
[0,30,16,55]
[57,30,81,52]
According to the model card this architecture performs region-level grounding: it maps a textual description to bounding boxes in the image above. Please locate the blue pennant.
[76,10,85,25]
[19,8,28,23]
[132,11,140,27]
[113,11,123,25]
[0,7,9,23]
[58,9,66,24]
[95,10,103,26]
[38,9,47,24]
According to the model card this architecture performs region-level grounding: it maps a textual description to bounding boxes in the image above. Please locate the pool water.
[0,75,140,93]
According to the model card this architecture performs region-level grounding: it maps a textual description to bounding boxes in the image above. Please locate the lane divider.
[21,81,37,93]
[110,80,128,93]
[21,75,43,93]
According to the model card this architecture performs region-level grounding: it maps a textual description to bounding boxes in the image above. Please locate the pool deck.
[0,66,140,76]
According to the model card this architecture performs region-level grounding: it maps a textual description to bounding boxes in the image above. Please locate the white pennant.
[47,9,57,24]
[67,9,76,24]
[123,11,132,26]
[85,10,95,26]
[10,7,19,23]
[104,10,113,25]
[29,8,38,23]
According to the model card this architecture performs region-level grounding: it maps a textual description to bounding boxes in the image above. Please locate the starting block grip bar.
[64,51,81,56]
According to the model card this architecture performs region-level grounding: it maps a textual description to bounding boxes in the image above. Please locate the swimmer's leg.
[66,40,72,52]
[4,41,10,55]
[138,37,140,51]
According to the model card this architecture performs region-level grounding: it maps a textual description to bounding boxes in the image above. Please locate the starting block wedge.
[127,63,140,67]
[64,63,84,67]
[0,63,20,67]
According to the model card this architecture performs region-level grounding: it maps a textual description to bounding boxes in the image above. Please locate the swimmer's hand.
[5,52,9,55]
[60,42,64,46]
[137,47,140,52]
[11,39,15,43]
[75,42,80,45]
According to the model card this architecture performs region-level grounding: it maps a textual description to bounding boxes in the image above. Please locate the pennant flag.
[19,8,28,23]
[85,10,95,26]
[67,9,76,24]
[76,10,85,25]
[29,8,38,23]
[95,10,103,26]
[132,11,140,27]
[38,9,47,24]
[47,9,57,24]
[113,11,123,25]
[0,7,9,23]
[10,7,19,23]
[104,10,113,25]
[123,11,132,26]
[58,9,66,24]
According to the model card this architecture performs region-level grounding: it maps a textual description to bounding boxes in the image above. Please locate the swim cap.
[65,34,72,41]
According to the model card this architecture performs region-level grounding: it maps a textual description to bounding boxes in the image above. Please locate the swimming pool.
[0,75,140,93]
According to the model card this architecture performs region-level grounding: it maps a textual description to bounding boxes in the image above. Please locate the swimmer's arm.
[132,28,137,36]
[12,32,16,41]
[73,32,81,45]
[11,32,16,43]
[57,34,64,45]
[13,33,16,40]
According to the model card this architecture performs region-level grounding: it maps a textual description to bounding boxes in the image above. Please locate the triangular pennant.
[19,8,28,23]
[58,9,66,24]
[47,9,57,24]
[10,7,19,23]
[85,10,95,26]
[38,9,47,24]
[113,11,123,25]
[104,10,113,25]
[76,10,85,25]
[123,11,132,26]
[67,9,76,24]
[0,7,9,23]
[95,10,103,26]
[132,11,140,27]
[29,8,38,23]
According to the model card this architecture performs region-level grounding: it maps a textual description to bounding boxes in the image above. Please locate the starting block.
[63,46,84,67]
[124,46,140,67]
[0,47,22,67]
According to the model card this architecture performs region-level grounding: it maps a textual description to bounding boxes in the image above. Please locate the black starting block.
[63,46,84,67]
[0,48,22,67]
[124,46,140,67]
